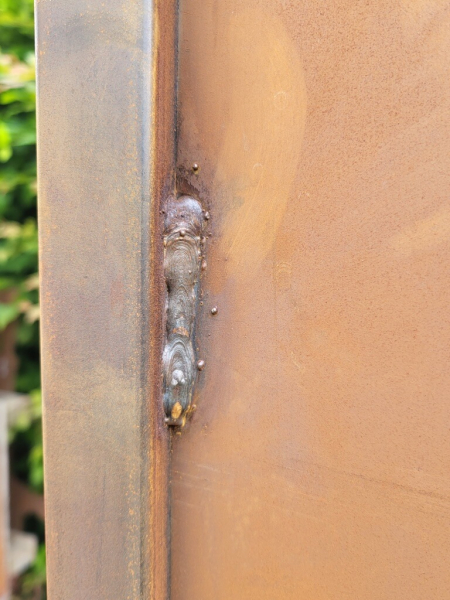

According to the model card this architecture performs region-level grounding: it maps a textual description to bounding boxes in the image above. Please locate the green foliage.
[9,389,43,492]
[0,0,44,596]
[0,0,40,430]
[0,0,40,404]
[12,512,46,600]
[16,543,46,600]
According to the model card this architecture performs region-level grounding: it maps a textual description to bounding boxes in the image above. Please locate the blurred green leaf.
[0,301,19,328]
[0,121,12,161]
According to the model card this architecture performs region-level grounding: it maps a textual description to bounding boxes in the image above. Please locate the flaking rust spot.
[171,402,183,420]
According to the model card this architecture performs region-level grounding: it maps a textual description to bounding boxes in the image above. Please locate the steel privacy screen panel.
[171,1,450,599]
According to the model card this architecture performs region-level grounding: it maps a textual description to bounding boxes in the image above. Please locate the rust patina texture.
[36,0,176,597]
[171,1,450,598]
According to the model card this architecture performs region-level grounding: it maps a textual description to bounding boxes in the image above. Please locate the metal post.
[36,1,177,597]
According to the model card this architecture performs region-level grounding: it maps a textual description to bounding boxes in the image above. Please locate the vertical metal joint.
[162,195,206,426]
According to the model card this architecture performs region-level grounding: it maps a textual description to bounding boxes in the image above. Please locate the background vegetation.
[0,0,44,597]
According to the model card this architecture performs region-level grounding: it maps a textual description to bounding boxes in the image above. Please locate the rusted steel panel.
[36,1,176,598]
[172,1,450,598]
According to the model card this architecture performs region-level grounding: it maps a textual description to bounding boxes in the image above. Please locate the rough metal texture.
[172,1,450,598]
[36,0,176,598]
[162,196,205,427]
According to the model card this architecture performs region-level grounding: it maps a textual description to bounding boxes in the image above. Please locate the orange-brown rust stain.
[173,0,450,599]
[212,10,307,278]
[177,5,306,281]
[390,206,450,254]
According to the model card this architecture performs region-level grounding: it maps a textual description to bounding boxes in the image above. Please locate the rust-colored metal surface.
[172,1,450,598]
[36,0,176,598]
